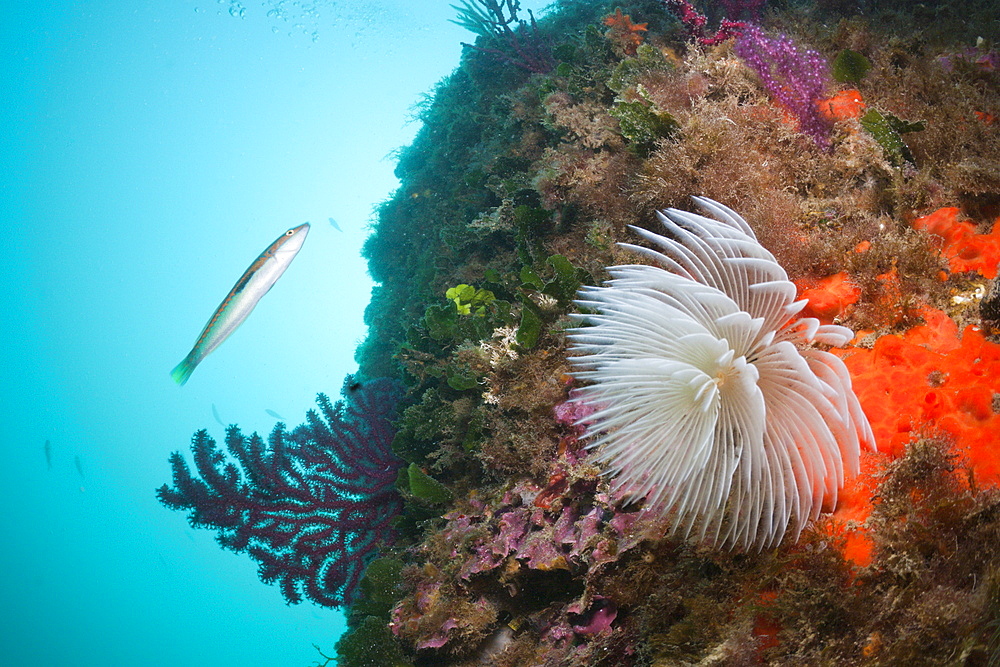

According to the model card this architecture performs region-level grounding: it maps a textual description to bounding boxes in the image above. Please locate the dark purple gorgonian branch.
[157,376,405,607]
[451,0,554,73]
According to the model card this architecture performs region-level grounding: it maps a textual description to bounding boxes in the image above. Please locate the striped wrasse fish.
[171,223,310,385]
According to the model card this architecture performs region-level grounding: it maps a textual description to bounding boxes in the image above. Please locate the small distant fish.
[74,455,85,479]
[44,440,52,470]
[328,217,342,232]
[211,403,226,427]
[171,223,310,385]
[264,409,285,421]
[156,550,170,570]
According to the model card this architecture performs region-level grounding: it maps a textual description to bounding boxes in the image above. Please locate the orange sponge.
[816,89,866,123]
[795,271,861,323]
[839,307,998,463]
[829,307,1000,564]
[912,207,1000,279]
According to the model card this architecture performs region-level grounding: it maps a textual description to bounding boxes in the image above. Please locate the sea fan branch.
[156,377,405,607]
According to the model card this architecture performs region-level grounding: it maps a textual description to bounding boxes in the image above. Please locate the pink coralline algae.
[553,391,596,431]
[568,596,618,635]
[389,476,646,653]
[452,482,622,579]
[937,46,1000,72]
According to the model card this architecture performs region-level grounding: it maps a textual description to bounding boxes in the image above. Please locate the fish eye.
[286,229,295,235]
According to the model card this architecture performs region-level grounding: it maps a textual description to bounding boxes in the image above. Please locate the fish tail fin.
[170,356,197,386]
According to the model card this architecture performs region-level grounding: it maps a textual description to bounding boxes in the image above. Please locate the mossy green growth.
[392,389,458,462]
[831,48,871,83]
[351,558,405,619]
[417,296,512,347]
[335,615,411,667]
[545,24,618,97]
[514,204,554,265]
[423,301,463,342]
[405,462,454,505]
[446,283,496,315]
[985,567,1000,664]
[860,108,924,166]
[515,253,591,349]
[585,220,614,249]
[520,254,591,307]
[446,370,480,392]
[516,301,544,349]
[606,42,672,93]
[610,91,678,156]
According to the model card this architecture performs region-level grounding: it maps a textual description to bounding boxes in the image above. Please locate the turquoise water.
[1,1,545,664]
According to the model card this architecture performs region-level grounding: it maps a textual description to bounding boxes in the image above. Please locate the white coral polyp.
[568,197,874,550]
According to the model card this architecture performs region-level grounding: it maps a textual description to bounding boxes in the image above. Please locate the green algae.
[404,463,454,506]
[609,97,678,154]
[860,107,925,167]
[445,284,496,316]
[831,47,871,83]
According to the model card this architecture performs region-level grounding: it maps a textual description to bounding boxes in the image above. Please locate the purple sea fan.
[157,376,404,607]
[567,198,874,550]
[734,24,832,148]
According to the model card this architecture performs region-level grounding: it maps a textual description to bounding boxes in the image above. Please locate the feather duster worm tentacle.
[568,197,874,550]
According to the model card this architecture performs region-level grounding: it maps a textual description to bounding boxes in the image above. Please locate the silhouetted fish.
[328,217,342,232]
[211,403,226,427]
[44,440,52,470]
[74,455,84,479]
[264,409,285,420]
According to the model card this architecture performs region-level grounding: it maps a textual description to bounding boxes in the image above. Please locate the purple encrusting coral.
[936,45,1000,72]
[735,24,833,148]
[389,469,646,656]
[157,377,404,607]
[552,390,595,431]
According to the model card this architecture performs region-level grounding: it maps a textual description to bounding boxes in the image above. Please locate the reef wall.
[298,0,1000,664]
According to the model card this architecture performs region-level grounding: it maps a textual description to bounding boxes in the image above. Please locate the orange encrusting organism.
[825,306,1000,565]
[912,206,1000,279]
[816,89,866,123]
[795,243,1000,565]
[751,590,781,658]
[826,451,880,567]
[602,8,647,56]
[794,271,861,323]
[760,89,865,140]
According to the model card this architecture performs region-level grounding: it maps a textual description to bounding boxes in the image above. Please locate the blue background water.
[0,1,546,664]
